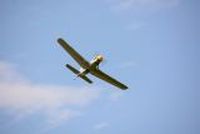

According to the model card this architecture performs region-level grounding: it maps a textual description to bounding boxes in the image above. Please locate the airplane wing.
[57,38,90,69]
[90,69,128,90]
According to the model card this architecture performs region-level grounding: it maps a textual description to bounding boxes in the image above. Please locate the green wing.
[90,69,128,90]
[57,38,90,69]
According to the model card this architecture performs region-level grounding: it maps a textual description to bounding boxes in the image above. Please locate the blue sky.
[0,0,199,134]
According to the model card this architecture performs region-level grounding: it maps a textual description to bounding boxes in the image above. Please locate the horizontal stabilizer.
[65,64,93,84]
[66,64,79,74]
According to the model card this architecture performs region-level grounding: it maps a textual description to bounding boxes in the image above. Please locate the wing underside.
[91,69,128,90]
[57,38,90,69]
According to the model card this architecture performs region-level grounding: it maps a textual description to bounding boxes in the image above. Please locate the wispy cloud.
[0,61,99,126]
[107,0,180,12]
[126,21,145,31]
[94,122,109,130]
[106,0,180,32]
[109,91,125,102]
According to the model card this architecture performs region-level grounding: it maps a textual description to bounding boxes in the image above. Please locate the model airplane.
[57,38,128,90]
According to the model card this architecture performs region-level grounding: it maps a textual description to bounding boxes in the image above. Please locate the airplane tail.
[65,64,93,84]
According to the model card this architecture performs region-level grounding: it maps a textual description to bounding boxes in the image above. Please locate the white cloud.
[0,83,98,110]
[0,61,26,83]
[0,61,99,126]
[94,122,109,130]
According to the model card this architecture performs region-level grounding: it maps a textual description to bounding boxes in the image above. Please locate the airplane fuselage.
[78,55,103,76]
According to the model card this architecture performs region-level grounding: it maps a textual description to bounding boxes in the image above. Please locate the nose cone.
[97,55,103,61]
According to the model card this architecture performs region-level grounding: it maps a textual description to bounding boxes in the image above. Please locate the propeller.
[92,52,107,67]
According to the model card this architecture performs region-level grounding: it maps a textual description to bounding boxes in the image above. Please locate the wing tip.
[88,81,93,84]
[121,86,128,90]
[57,38,64,44]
